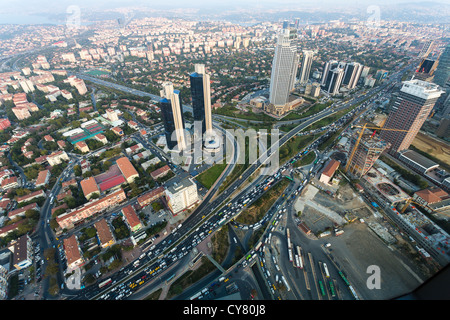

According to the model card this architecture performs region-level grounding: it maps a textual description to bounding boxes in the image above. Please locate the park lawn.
[279,134,317,165]
[294,151,316,167]
[234,178,290,225]
[196,162,228,189]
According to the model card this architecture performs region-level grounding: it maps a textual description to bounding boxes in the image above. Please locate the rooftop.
[399,150,439,172]
[321,159,340,178]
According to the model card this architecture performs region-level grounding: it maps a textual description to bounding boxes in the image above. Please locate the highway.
[47,63,412,300]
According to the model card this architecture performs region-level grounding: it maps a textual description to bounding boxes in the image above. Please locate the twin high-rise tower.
[159,64,213,151]
[160,82,187,151]
[190,64,213,143]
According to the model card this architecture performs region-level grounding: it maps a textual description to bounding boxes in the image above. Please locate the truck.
[281,276,291,292]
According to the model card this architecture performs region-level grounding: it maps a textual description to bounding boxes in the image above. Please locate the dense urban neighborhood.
[0,0,449,305]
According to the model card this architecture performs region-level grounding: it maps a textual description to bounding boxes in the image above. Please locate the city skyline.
[0,0,449,24]
[0,0,448,304]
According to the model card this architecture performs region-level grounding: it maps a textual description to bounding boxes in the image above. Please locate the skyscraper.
[321,60,338,87]
[418,40,434,59]
[380,80,444,155]
[299,50,314,85]
[414,58,439,82]
[342,62,364,89]
[159,82,187,151]
[325,67,344,96]
[189,64,213,142]
[347,131,390,178]
[269,26,299,107]
[433,43,450,89]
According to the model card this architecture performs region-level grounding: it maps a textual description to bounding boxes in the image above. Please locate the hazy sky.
[0,0,447,24]
[0,0,436,13]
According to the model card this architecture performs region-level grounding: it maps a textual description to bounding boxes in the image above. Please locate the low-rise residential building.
[80,176,100,200]
[35,169,50,188]
[125,143,143,155]
[150,165,171,180]
[7,203,39,219]
[121,205,142,233]
[1,176,18,190]
[75,141,89,153]
[111,127,124,136]
[319,159,341,185]
[16,189,45,204]
[137,186,165,208]
[116,157,139,184]
[413,187,450,214]
[95,133,107,144]
[63,235,84,270]
[47,151,69,166]
[94,219,115,248]
[8,235,33,270]
[56,189,126,229]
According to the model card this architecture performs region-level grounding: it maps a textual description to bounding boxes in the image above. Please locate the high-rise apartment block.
[165,177,199,215]
[380,80,444,155]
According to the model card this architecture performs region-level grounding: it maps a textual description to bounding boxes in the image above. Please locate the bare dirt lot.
[298,183,432,300]
[326,222,427,300]
[412,132,450,170]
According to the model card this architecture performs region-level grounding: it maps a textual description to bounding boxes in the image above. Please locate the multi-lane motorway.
[30,62,411,300]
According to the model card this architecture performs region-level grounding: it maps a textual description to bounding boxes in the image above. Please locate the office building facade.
[342,62,364,89]
[190,64,213,142]
[380,80,444,155]
[325,67,344,96]
[321,60,339,87]
[160,82,187,151]
[269,27,299,107]
[348,132,390,178]
[433,43,450,89]
[299,50,314,84]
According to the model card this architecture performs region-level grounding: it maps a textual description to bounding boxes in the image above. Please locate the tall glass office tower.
[380,80,444,155]
[269,26,299,107]
[299,50,314,85]
[160,82,186,151]
[434,43,450,88]
[189,64,212,142]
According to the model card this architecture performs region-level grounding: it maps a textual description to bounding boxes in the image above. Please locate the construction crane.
[344,123,413,174]
[400,198,439,214]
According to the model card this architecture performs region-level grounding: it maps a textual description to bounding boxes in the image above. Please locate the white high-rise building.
[299,50,314,84]
[269,27,299,107]
[165,178,199,215]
